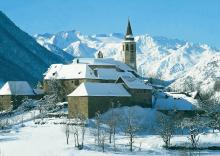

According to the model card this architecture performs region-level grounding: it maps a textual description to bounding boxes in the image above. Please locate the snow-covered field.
[1,107,220,156]
[1,119,220,156]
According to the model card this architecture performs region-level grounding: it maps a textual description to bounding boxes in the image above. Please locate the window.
[126,44,129,51]
[130,44,134,51]
[75,80,79,86]
[123,45,125,51]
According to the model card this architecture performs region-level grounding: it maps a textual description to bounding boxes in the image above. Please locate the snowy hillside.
[169,53,220,100]
[35,30,219,81]
[0,11,73,86]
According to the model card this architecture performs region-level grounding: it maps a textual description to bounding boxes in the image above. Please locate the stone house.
[154,92,201,117]
[0,81,42,111]
[116,75,152,107]
[43,63,101,101]
[68,82,131,118]
[44,58,153,118]
[43,58,139,101]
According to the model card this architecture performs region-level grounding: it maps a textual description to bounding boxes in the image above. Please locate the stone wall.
[128,89,152,107]
[0,95,37,111]
[68,96,131,118]
[88,96,131,118]
[0,95,11,111]
[68,96,88,118]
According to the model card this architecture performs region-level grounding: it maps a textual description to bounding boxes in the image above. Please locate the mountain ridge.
[35,30,220,81]
[0,11,73,86]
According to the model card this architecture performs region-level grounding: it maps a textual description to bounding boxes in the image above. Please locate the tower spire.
[126,19,133,36]
[122,18,136,70]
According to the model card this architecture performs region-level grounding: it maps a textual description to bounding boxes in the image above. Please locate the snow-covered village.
[0,1,220,156]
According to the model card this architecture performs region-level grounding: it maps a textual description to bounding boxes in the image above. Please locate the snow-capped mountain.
[0,11,73,86]
[169,53,220,100]
[35,30,219,81]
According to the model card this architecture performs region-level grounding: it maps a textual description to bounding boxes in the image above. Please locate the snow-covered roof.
[68,82,131,97]
[0,81,35,96]
[44,63,98,80]
[44,58,140,81]
[95,68,119,80]
[72,58,136,72]
[117,75,153,90]
[154,92,199,111]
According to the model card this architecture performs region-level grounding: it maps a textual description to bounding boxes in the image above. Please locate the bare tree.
[65,121,70,144]
[122,108,140,152]
[0,118,9,130]
[100,129,108,152]
[94,111,102,146]
[105,102,119,145]
[181,115,201,149]
[188,128,200,149]
[156,112,175,148]
[199,96,220,132]
[71,112,87,150]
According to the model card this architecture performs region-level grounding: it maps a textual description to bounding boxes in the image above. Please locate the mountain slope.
[35,30,219,81]
[169,53,220,99]
[0,11,73,86]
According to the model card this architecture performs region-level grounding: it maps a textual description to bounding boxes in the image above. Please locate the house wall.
[68,96,131,118]
[0,95,37,111]
[68,96,89,118]
[0,95,11,111]
[128,89,152,107]
[88,96,131,118]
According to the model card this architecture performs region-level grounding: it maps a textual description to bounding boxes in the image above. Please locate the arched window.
[126,44,129,51]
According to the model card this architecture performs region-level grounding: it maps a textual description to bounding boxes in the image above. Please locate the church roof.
[73,58,136,72]
[44,58,139,81]
[126,19,133,36]
[0,81,35,95]
[68,82,131,97]
[117,75,152,90]
[44,63,98,80]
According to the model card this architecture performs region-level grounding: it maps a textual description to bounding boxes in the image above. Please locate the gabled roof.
[44,58,139,81]
[0,81,35,96]
[68,82,131,97]
[73,58,136,72]
[117,75,153,90]
[154,92,199,111]
[44,63,98,80]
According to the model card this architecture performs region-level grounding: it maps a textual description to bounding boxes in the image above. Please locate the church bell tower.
[122,19,136,70]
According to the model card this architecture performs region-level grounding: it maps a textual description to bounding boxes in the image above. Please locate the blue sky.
[0,0,220,48]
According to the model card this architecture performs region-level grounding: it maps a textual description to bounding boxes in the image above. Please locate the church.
[43,20,153,118]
